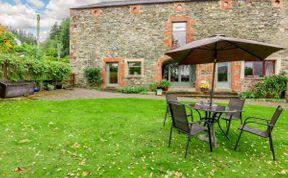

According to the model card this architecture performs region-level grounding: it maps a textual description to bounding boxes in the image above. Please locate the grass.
[0,98,287,177]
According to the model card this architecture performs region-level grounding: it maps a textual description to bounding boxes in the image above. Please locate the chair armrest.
[244,116,270,124]
[242,121,269,127]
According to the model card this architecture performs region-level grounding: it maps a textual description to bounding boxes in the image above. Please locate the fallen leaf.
[18,139,31,144]
[14,167,25,172]
[82,171,92,177]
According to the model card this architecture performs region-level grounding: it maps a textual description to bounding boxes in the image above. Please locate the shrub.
[239,91,256,99]
[252,72,288,99]
[84,67,102,86]
[240,72,288,99]
[149,82,158,92]
[118,86,147,94]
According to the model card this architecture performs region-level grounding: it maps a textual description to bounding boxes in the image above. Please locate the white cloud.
[0,0,123,41]
[27,0,45,8]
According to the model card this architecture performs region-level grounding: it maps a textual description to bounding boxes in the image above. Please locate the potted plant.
[149,82,158,92]
[159,80,171,92]
[200,81,210,93]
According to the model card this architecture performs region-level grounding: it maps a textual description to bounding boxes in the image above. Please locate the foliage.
[251,72,288,99]
[84,67,102,86]
[148,82,158,91]
[46,83,55,91]
[0,52,71,81]
[238,91,256,99]
[0,24,5,33]
[0,99,287,177]
[0,31,16,52]
[159,80,171,88]
[10,29,36,44]
[117,86,147,93]
[43,19,70,58]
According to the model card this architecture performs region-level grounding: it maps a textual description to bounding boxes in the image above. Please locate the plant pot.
[56,84,63,89]
[156,88,163,96]
[34,87,40,92]
[200,88,209,93]
[162,87,169,92]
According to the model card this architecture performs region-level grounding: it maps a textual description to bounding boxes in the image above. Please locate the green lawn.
[0,99,287,177]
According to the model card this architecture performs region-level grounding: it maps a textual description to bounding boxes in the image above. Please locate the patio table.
[187,103,242,148]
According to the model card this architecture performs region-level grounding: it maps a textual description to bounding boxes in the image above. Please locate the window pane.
[172,22,186,48]
[108,63,118,84]
[128,62,141,75]
[128,62,141,67]
[170,65,179,82]
[265,61,274,76]
[218,63,228,82]
[180,65,190,82]
[254,62,263,77]
[245,62,253,76]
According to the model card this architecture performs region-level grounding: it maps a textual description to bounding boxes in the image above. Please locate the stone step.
[166,91,239,99]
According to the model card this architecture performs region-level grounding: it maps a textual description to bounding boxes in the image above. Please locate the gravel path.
[29,88,288,108]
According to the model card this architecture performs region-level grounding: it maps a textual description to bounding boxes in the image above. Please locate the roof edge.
[71,0,215,10]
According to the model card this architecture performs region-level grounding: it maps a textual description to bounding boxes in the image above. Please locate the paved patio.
[28,88,288,108]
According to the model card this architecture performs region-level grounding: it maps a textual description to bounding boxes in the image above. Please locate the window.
[128,62,141,76]
[163,62,196,87]
[172,22,186,48]
[245,61,275,78]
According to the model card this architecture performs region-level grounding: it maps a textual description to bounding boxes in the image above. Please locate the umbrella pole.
[210,60,217,106]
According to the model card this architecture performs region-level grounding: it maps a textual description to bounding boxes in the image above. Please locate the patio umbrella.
[165,34,284,104]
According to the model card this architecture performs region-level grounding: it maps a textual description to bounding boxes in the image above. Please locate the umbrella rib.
[225,41,264,60]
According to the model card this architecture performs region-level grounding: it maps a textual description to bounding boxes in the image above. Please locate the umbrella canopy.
[166,34,284,65]
[165,34,284,104]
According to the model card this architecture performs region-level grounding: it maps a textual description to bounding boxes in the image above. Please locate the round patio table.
[187,103,242,148]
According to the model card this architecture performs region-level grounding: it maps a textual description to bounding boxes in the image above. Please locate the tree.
[58,18,70,57]
[44,19,70,58]
[49,22,59,40]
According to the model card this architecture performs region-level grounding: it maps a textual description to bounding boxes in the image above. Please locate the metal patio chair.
[163,94,195,126]
[168,101,212,158]
[234,105,283,160]
[221,98,245,135]
[163,94,178,126]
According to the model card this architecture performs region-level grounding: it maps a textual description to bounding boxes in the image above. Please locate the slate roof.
[71,0,211,9]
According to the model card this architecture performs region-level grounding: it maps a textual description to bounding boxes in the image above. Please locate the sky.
[0,0,120,41]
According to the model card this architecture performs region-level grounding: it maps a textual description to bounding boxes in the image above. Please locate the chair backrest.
[228,98,245,119]
[269,105,283,131]
[166,94,178,104]
[168,101,190,133]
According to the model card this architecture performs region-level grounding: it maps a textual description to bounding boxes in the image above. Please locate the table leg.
[210,120,217,147]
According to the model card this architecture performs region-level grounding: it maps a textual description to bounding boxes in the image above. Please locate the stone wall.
[70,0,288,90]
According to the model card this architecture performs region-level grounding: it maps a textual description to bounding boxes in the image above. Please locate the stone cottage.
[70,0,288,92]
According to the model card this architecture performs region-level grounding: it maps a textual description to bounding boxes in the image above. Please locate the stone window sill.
[244,77,264,80]
[125,75,142,79]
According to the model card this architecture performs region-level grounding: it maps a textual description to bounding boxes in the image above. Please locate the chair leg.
[234,130,243,151]
[185,136,191,158]
[269,134,276,160]
[163,108,168,126]
[226,119,232,135]
[207,122,213,152]
[168,125,173,148]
